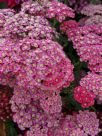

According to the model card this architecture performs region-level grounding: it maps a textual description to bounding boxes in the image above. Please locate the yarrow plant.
[0,0,102,135]
[0,38,74,91]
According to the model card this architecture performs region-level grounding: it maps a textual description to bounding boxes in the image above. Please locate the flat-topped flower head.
[21,0,75,22]
[74,86,95,108]
[60,20,79,33]
[44,1,75,22]
[15,39,74,91]
[0,38,74,91]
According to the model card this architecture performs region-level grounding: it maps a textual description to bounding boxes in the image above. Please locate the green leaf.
[5,120,18,136]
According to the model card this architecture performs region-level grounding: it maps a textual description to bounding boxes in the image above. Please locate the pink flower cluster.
[45,1,75,22]
[10,86,63,134]
[79,4,102,25]
[60,20,79,33]
[21,0,75,22]
[86,15,102,25]
[61,20,102,73]
[52,110,100,136]
[70,128,87,136]
[0,1,75,133]
[0,38,74,91]
[40,90,62,114]
[11,87,100,136]
[79,15,102,25]
[0,0,101,135]
[76,110,100,136]
[80,72,102,103]
[4,13,57,39]
[65,23,102,73]
[81,4,102,16]
[21,1,45,16]
[0,9,15,29]
[74,86,95,108]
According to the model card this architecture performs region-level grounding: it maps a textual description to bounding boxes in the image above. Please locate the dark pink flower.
[74,86,95,108]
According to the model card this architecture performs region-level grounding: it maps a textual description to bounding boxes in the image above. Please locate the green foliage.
[90,0,102,4]
[5,120,18,136]
[61,86,84,111]
[0,2,7,9]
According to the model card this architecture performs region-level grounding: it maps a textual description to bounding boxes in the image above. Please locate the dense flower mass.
[65,24,102,73]
[10,85,63,134]
[0,1,74,131]
[81,4,102,16]
[0,9,15,29]
[0,38,74,91]
[0,85,12,122]
[74,86,95,108]
[70,128,87,136]
[60,20,79,34]
[11,87,100,136]
[53,110,100,136]
[0,3,74,133]
[76,110,100,136]
[44,1,75,22]
[0,0,102,135]
[4,13,57,39]
[80,72,102,103]
[21,1,45,16]
[83,15,102,25]
[80,4,102,25]
[40,90,62,114]
[21,0,75,22]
